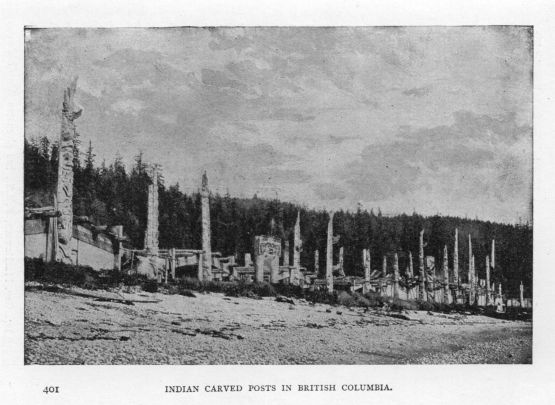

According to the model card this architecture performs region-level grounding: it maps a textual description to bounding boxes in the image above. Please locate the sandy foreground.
[24,287,532,365]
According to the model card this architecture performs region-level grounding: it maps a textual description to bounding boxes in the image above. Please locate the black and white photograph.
[22,26,534,366]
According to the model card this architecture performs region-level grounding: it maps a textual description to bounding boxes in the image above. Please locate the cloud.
[24,27,533,223]
[402,86,431,97]
[338,109,531,223]
[110,99,145,115]
[255,168,312,185]
[201,68,248,93]
[314,183,347,201]
[341,145,421,201]
[267,108,315,122]
[494,154,531,203]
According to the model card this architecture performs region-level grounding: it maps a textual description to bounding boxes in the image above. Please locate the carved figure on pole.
[486,255,492,306]
[393,253,400,299]
[293,211,301,269]
[201,171,212,280]
[314,249,319,275]
[468,234,473,304]
[363,249,371,282]
[283,239,290,266]
[407,251,414,278]
[338,246,345,277]
[419,230,426,301]
[326,211,334,292]
[443,245,449,304]
[144,165,159,255]
[55,77,82,263]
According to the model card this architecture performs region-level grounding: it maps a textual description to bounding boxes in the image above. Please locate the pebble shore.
[24,288,532,365]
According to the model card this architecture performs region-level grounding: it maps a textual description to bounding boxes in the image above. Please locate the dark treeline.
[25,136,533,297]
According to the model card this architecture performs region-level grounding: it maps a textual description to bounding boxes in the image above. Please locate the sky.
[24,27,533,224]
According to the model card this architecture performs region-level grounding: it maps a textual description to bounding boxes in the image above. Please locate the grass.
[25,257,150,290]
[25,258,531,319]
[177,277,276,298]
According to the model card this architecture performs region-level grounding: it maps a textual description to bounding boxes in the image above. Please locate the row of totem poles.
[49,79,527,308]
[318,213,527,309]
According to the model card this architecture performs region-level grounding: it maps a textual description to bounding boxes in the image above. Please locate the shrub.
[415,300,435,311]
[363,291,386,307]
[142,279,158,293]
[390,297,419,311]
[251,281,276,297]
[221,281,276,298]
[178,288,196,298]
[274,283,304,298]
[351,292,371,307]
[25,257,98,289]
[24,257,149,290]
[337,291,356,307]
[179,277,203,291]
[306,289,337,305]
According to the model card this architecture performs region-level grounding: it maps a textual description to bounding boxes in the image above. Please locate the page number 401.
[43,386,59,394]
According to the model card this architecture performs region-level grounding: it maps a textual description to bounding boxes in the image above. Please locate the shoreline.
[24,289,532,365]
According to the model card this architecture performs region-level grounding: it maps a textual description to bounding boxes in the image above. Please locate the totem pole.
[55,78,82,263]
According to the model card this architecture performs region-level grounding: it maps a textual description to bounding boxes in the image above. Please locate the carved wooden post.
[467,234,472,304]
[283,240,290,266]
[338,246,345,276]
[55,78,82,263]
[520,281,524,307]
[314,249,319,275]
[393,253,400,299]
[486,255,492,306]
[451,228,458,303]
[170,247,176,280]
[254,237,264,283]
[326,212,334,292]
[407,251,413,278]
[46,202,55,262]
[293,211,301,269]
[471,254,476,304]
[453,228,459,285]
[144,166,160,255]
[382,255,388,297]
[245,253,252,267]
[497,282,503,310]
[419,230,426,301]
[406,251,414,299]
[491,239,495,270]
[201,171,212,281]
[431,261,436,303]
[113,225,123,271]
[197,252,203,281]
[363,249,371,282]
[443,245,449,304]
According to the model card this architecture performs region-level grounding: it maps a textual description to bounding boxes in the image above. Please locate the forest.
[24,136,533,298]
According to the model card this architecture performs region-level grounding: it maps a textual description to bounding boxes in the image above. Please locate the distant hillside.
[24,136,533,297]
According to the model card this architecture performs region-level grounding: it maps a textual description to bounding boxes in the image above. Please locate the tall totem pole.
[419,230,426,301]
[201,171,212,281]
[443,245,449,303]
[55,78,82,263]
[468,234,473,304]
[293,211,301,269]
[393,253,400,299]
[326,211,334,292]
[144,165,159,255]
[453,228,459,285]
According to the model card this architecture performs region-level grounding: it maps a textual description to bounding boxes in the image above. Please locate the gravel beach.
[24,288,532,365]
